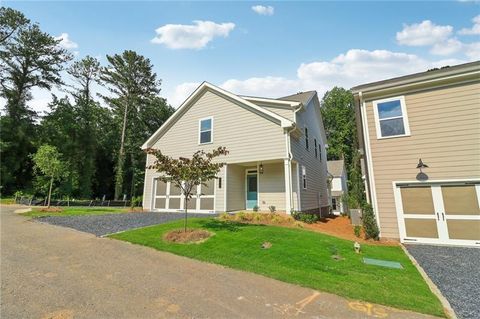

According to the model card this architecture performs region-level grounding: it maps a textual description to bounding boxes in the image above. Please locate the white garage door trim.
[151,178,216,214]
[393,178,480,247]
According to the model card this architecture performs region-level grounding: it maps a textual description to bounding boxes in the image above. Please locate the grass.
[110,218,445,317]
[0,197,16,205]
[22,207,130,218]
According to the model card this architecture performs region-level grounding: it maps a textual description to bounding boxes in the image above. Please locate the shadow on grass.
[198,219,265,232]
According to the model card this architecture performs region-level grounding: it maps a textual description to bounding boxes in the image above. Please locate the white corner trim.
[224,164,228,212]
[372,95,410,140]
[360,96,381,235]
[142,82,295,149]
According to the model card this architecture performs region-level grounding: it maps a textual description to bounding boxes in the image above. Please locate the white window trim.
[372,96,410,140]
[198,116,213,145]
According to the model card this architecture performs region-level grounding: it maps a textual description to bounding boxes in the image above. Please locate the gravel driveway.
[405,245,480,319]
[35,212,216,236]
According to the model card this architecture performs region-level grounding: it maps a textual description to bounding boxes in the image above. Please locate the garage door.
[395,182,480,246]
[152,178,216,213]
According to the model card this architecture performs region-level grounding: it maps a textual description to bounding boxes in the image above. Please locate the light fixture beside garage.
[259,163,264,174]
[416,158,429,181]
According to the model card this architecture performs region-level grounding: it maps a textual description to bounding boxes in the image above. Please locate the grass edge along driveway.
[109,218,445,317]
[21,207,130,218]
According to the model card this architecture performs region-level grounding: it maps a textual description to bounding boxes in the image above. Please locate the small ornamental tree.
[31,145,68,208]
[147,146,228,232]
[362,203,380,240]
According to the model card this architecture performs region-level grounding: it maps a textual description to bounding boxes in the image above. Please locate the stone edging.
[401,245,457,319]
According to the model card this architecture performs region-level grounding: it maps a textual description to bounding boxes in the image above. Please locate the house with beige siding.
[352,61,480,247]
[327,160,348,215]
[142,82,330,215]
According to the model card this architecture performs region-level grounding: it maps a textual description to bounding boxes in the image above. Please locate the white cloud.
[151,20,235,49]
[167,49,469,108]
[430,38,464,55]
[396,20,453,46]
[251,5,274,16]
[458,15,480,35]
[465,42,480,59]
[55,33,79,49]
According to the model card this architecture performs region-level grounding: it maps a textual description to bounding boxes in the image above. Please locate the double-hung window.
[318,143,322,161]
[199,117,213,144]
[314,138,318,158]
[305,127,309,150]
[302,166,307,189]
[373,96,410,139]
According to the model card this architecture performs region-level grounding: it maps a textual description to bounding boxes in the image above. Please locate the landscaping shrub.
[362,203,379,240]
[354,225,361,238]
[291,211,319,224]
[268,205,276,213]
[253,205,259,212]
[219,212,295,226]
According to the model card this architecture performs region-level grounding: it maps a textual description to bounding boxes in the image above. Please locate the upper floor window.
[305,127,309,150]
[199,117,213,144]
[318,143,322,161]
[373,96,410,139]
[314,138,318,158]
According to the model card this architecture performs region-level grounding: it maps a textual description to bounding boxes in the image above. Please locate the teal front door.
[246,174,258,209]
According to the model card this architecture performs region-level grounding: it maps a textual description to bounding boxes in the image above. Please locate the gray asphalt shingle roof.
[327,160,345,177]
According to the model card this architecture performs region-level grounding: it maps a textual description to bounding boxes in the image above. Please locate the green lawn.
[22,207,129,218]
[0,197,16,205]
[110,218,444,317]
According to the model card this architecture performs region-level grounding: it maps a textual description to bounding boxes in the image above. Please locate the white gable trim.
[141,82,295,150]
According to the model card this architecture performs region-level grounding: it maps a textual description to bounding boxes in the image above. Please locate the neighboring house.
[352,61,480,247]
[327,160,348,215]
[142,82,330,215]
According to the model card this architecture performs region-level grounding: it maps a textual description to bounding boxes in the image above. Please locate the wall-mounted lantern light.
[259,163,264,174]
[416,158,429,181]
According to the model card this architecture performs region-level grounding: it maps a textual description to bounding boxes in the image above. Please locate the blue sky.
[3,1,480,112]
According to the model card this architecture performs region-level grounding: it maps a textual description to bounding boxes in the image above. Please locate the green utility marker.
[363,257,403,269]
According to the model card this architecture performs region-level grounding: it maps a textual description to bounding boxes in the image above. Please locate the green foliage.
[291,211,319,224]
[0,9,71,195]
[148,146,229,231]
[253,205,259,212]
[111,219,445,317]
[362,203,380,240]
[130,195,142,208]
[320,87,365,207]
[354,225,362,238]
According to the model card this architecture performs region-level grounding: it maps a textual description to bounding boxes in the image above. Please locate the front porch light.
[259,163,264,174]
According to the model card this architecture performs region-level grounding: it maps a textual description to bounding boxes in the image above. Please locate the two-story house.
[327,160,348,215]
[142,82,330,215]
[352,61,480,247]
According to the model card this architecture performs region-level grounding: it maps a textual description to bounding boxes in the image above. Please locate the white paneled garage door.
[394,181,480,247]
[152,178,215,213]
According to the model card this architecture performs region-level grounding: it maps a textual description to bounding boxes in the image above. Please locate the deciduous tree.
[148,147,229,232]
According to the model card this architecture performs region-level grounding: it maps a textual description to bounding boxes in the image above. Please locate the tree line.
[0,7,174,200]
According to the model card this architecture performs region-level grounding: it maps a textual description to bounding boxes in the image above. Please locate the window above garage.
[373,96,410,139]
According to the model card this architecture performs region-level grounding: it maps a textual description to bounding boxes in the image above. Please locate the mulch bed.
[163,229,213,244]
[304,215,398,246]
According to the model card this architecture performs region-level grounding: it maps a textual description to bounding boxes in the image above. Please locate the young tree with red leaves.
[147,146,228,232]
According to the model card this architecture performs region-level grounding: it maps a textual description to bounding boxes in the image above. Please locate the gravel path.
[405,245,480,319]
[35,212,217,236]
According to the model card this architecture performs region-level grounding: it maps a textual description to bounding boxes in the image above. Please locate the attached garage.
[152,178,216,213]
[394,181,480,247]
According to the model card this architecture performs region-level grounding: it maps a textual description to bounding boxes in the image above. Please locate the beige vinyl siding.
[253,104,294,121]
[215,166,226,212]
[366,81,480,238]
[258,162,286,211]
[290,99,329,211]
[150,90,285,162]
[226,164,245,211]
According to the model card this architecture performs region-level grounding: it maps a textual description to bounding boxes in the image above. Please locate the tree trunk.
[47,177,54,208]
[114,99,129,200]
[184,197,188,232]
